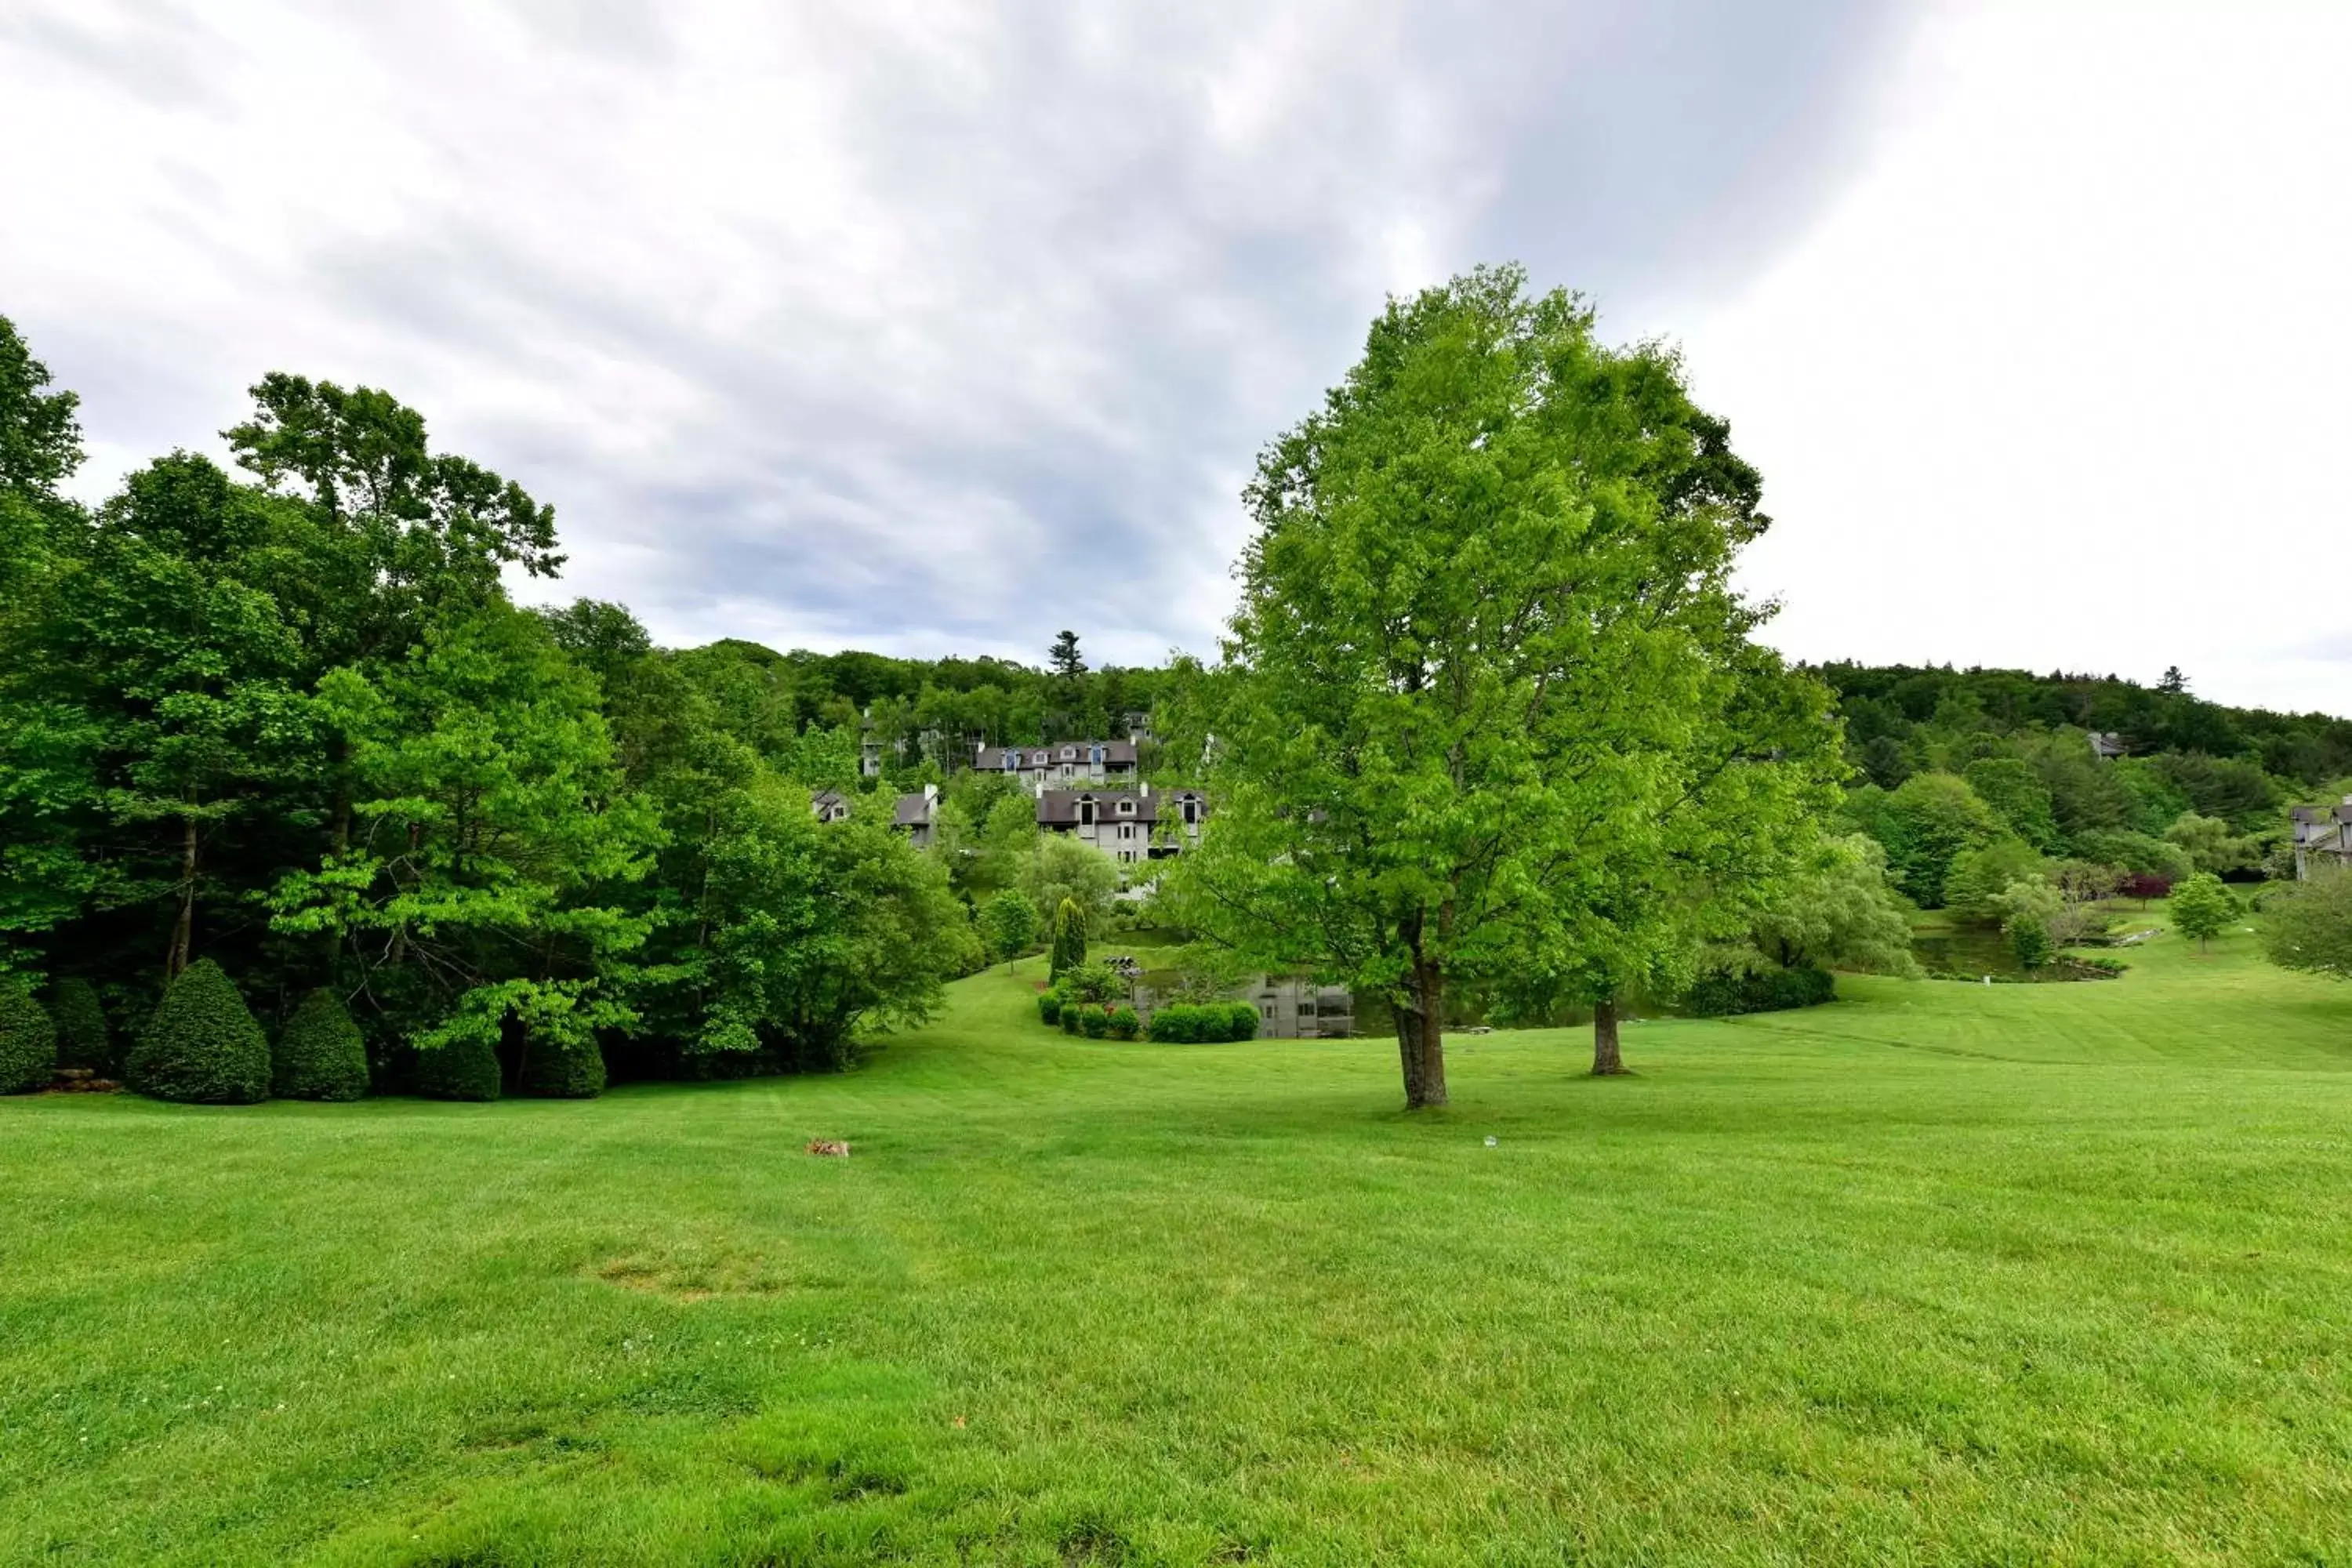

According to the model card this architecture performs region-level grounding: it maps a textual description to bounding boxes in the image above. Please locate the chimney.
[923,783,938,803]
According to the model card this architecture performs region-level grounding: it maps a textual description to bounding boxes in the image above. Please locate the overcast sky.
[4,1,2347,715]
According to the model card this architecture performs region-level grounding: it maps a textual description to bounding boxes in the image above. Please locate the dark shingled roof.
[975,740,1138,771]
[1038,789,1156,826]
[893,793,934,828]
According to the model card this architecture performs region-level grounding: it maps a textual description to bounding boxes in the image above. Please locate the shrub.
[1061,960,1123,1006]
[272,988,372,1102]
[414,1036,503,1102]
[519,1035,606,1098]
[1685,966,1835,1018]
[49,978,111,1074]
[1077,1005,1109,1038]
[1147,1000,1258,1043]
[1037,988,1065,1025]
[1106,1004,1139,1040]
[126,960,271,1104]
[1059,1004,1081,1035]
[0,980,57,1094]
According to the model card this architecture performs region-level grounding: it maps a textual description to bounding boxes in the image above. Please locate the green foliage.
[1026,840,1116,938]
[1058,1004,1081,1035]
[46,977,111,1074]
[978,889,1040,971]
[2069,827,2193,884]
[1145,1001,1259,1044]
[1962,757,2061,851]
[0,978,57,1094]
[2163,812,2256,877]
[1850,773,2002,908]
[1047,896,1089,982]
[1105,1004,1139,1040]
[518,1034,607,1099]
[1167,266,1840,1105]
[1993,879,2065,970]
[128,958,270,1105]
[271,987,370,1102]
[2262,870,2352,981]
[268,601,657,1054]
[1685,966,1835,1017]
[412,1036,502,1102]
[1944,837,2049,925]
[1036,988,1064,1025]
[1058,960,1123,1007]
[1076,1005,1109,1038]
[2167,873,2239,952]
[1742,835,1919,977]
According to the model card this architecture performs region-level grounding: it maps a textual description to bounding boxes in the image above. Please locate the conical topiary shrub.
[414,1035,503,1102]
[128,959,270,1104]
[518,1034,606,1099]
[272,988,372,1102]
[49,978,112,1075]
[0,979,58,1094]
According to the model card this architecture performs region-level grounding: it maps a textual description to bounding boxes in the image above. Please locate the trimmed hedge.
[1037,989,1064,1025]
[273,988,371,1102]
[1106,1004,1139,1040]
[1076,1005,1109,1038]
[1684,966,1835,1018]
[1059,1004,1081,1035]
[128,959,271,1104]
[1145,1000,1262,1044]
[415,1036,503,1102]
[49,978,112,1074]
[519,1036,607,1099]
[0,980,57,1094]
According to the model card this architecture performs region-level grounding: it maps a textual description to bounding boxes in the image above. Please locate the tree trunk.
[1393,957,1449,1109]
[166,816,198,982]
[1590,994,1627,1076]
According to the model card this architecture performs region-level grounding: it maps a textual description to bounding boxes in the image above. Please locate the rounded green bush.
[128,959,270,1105]
[1059,1005,1081,1035]
[415,1035,503,1102]
[272,988,371,1102]
[0,979,58,1094]
[519,1036,606,1099]
[1106,1004,1139,1040]
[1077,1005,1109,1039]
[49,978,112,1074]
[1037,989,1064,1025]
[1226,1001,1261,1041]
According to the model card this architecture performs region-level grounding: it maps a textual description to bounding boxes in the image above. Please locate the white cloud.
[1672,0,2352,714]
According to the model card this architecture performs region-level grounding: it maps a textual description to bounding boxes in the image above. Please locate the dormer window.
[1118,799,1134,815]
[1079,796,1096,826]
[1062,747,1076,760]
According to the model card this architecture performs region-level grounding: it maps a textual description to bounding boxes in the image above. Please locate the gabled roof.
[975,739,1138,771]
[1038,788,1156,826]
[892,792,934,828]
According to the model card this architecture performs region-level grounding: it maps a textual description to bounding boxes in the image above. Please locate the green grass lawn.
[6,914,2352,1565]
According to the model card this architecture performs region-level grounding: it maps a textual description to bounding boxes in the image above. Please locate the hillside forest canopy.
[2,283,2350,1109]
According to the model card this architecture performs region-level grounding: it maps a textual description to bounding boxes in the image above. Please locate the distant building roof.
[975,740,1138,771]
[1039,788,1157,826]
[892,792,934,828]
[2088,731,2127,759]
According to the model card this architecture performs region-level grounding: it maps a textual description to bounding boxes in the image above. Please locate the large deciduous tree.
[1167,266,1839,1108]
[2263,870,2352,982]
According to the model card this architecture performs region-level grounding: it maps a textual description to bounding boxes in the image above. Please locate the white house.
[2290,797,2352,880]
[975,739,1139,795]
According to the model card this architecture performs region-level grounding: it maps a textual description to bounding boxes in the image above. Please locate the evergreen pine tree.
[1048,895,1088,981]
[272,987,372,1101]
[127,958,270,1104]
[0,979,58,1094]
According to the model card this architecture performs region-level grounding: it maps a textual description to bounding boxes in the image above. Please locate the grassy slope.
[4,916,2351,1566]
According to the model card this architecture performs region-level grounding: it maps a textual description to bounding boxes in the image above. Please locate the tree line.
[0,316,974,1101]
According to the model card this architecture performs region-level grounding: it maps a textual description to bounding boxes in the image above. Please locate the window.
[1062,747,1076,760]
[1118,799,1134,815]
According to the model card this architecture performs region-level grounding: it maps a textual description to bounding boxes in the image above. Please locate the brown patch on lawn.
[593,1247,792,1303]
